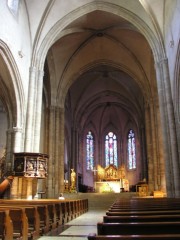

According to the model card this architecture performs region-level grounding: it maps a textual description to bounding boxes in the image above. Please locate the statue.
[71,169,76,188]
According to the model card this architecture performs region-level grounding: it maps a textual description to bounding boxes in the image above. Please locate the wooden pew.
[24,206,40,239]
[103,214,180,223]
[0,204,47,238]
[110,198,180,210]
[108,202,180,211]
[97,222,180,235]
[106,209,180,216]
[0,198,88,238]
[0,210,13,240]
[0,200,63,231]
[90,198,180,240]
[0,207,28,240]
[88,233,180,239]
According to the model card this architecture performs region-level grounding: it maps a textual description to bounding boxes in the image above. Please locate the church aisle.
[37,209,106,240]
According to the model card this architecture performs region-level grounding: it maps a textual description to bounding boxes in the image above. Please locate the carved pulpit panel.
[13,153,48,178]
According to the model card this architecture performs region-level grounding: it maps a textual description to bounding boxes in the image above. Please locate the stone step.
[64,192,136,210]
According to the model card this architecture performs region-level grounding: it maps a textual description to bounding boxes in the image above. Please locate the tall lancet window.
[105,132,118,167]
[86,131,94,170]
[128,129,136,169]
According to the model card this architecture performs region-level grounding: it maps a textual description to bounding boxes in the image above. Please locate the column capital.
[13,126,23,133]
[29,66,37,73]
[155,57,168,67]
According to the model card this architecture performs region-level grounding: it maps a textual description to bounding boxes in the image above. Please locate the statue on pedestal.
[70,168,76,192]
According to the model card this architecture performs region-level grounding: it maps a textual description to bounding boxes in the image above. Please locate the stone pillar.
[155,58,180,197]
[6,128,13,170]
[140,125,148,180]
[149,100,159,191]
[13,127,23,152]
[5,127,23,172]
[58,107,65,194]
[145,102,154,193]
[47,106,55,197]
[25,67,37,152]
[46,106,65,197]
[33,69,44,152]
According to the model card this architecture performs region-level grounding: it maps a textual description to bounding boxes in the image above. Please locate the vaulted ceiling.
[45,9,156,133]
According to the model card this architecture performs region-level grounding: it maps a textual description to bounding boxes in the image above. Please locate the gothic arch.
[174,39,180,122]
[0,40,25,155]
[0,40,24,129]
[35,1,164,106]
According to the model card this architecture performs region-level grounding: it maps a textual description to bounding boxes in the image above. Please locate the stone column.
[33,69,44,152]
[149,100,159,191]
[6,128,13,170]
[145,102,154,193]
[5,127,23,171]
[140,125,148,180]
[58,107,65,194]
[155,58,180,197]
[13,127,23,152]
[47,106,55,197]
[71,127,76,169]
[24,67,37,152]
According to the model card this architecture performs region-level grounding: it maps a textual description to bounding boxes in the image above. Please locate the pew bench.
[0,198,88,238]
[0,210,13,240]
[97,222,180,235]
[88,233,180,239]
[110,198,180,210]
[0,204,48,238]
[103,214,180,223]
[0,207,28,240]
[106,209,180,216]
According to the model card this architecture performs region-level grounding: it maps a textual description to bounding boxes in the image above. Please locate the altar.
[94,164,129,193]
[95,181,121,193]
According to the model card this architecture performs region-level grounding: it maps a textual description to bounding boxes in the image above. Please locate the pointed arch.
[0,40,24,129]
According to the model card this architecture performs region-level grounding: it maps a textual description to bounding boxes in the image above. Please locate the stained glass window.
[86,131,94,170]
[105,132,118,167]
[128,129,136,169]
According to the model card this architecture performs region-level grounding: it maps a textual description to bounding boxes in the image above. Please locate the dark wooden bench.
[0,207,28,240]
[106,209,180,216]
[0,204,48,238]
[24,206,40,239]
[110,198,180,210]
[97,222,180,235]
[88,233,180,239]
[103,214,180,223]
[0,198,88,238]
[90,198,180,240]
[0,210,13,240]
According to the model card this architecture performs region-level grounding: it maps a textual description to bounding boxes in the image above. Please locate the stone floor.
[37,192,136,240]
[37,209,106,240]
